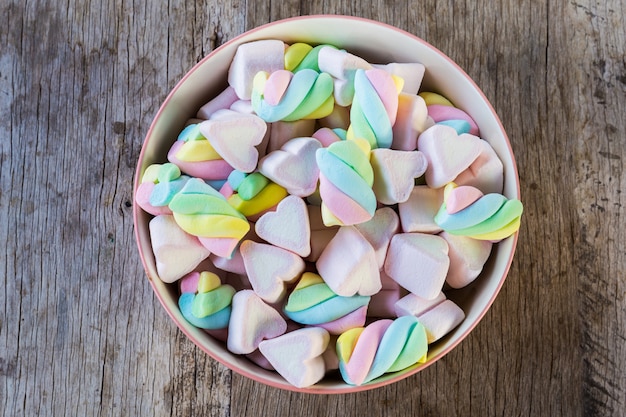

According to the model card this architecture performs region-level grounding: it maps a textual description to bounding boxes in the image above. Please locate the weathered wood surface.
[1,0,624,416]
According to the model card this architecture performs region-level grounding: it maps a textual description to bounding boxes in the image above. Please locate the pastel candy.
[178,271,235,330]
[440,231,493,289]
[255,195,311,257]
[398,185,444,233]
[312,127,343,147]
[336,316,428,386]
[252,69,335,122]
[197,86,239,119]
[453,139,504,194]
[198,110,267,173]
[228,39,285,100]
[417,124,483,189]
[149,215,210,283]
[316,225,381,297]
[258,327,330,388]
[427,104,479,136]
[227,180,288,220]
[136,181,171,216]
[373,62,425,95]
[258,137,322,197]
[434,183,523,241]
[384,233,450,300]
[394,292,447,317]
[227,289,287,355]
[395,293,465,343]
[167,127,234,180]
[168,178,250,243]
[284,43,332,72]
[370,148,428,205]
[347,68,402,149]
[391,93,433,151]
[316,139,376,226]
[353,207,400,269]
[318,46,372,106]
[283,272,370,334]
[240,240,305,303]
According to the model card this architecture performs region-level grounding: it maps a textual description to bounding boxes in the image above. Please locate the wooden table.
[2,1,624,416]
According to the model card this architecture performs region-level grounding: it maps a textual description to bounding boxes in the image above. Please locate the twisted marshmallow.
[284,272,370,335]
[315,138,376,226]
[347,68,403,149]
[434,182,523,241]
[251,69,334,122]
[336,315,428,386]
[179,271,235,330]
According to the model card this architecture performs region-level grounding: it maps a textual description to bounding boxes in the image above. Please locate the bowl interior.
[133,15,520,394]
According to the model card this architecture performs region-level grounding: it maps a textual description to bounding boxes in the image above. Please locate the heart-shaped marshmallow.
[370,148,428,204]
[149,215,210,283]
[227,289,287,354]
[316,225,381,297]
[240,240,306,303]
[258,327,330,388]
[198,110,267,173]
[258,137,322,197]
[255,195,311,257]
[417,124,482,189]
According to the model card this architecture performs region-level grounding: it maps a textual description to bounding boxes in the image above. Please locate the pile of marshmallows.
[136,40,523,388]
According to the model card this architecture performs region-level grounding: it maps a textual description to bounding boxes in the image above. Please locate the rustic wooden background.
[1,0,625,416]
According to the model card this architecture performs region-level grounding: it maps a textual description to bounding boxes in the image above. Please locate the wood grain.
[1,0,624,416]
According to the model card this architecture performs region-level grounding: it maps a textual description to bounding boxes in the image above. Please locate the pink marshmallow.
[255,195,311,257]
[392,93,432,151]
[384,233,449,300]
[316,226,381,296]
[196,86,239,119]
[417,124,482,189]
[258,327,330,388]
[315,305,368,335]
[453,139,505,194]
[373,62,425,94]
[198,111,267,173]
[227,289,287,355]
[149,215,210,283]
[370,148,428,205]
[312,127,343,147]
[228,39,285,100]
[398,185,444,233]
[439,231,493,289]
[135,182,172,216]
[240,240,305,303]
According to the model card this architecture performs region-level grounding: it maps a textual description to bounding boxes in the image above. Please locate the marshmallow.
[440,231,493,288]
[149,215,210,283]
[453,139,504,194]
[417,124,483,189]
[370,148,428,205]
[255,195,311,257]
[316,225,381,297]
[373,62,425,95]
[318,46,372,106]
[197,86,239,119]
[398,185,444,233]
[198,110,267,173]
[434,182,523,241]
[178,271,235,329]
[316,139,376,226]
[228,39,285,100]
[384,233,450,300]
[391,93,433,151]
[227,289,287,354]
[240,240,305,303]
[258,327,330,388]
[258,137,322,197]
[336,316,428,386]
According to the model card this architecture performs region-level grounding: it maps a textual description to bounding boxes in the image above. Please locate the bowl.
[133,15,520,394]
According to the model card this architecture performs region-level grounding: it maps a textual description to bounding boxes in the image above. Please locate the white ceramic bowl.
[133,15,520,393]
